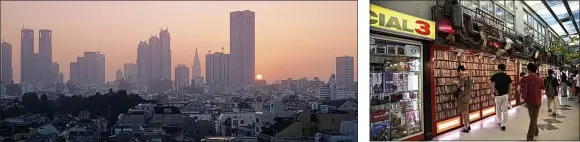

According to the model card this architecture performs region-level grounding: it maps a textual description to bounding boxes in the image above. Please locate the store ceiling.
[525,0,579,37]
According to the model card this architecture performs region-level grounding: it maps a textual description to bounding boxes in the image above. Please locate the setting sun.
[256,74,263,80]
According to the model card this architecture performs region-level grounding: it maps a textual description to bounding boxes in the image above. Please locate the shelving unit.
[431,46,518,135]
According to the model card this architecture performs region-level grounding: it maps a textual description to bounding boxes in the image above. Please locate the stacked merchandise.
[432,49,518,133]
[370,38,422,140]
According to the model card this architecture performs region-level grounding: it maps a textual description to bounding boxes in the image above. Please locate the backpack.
[544,77,556,97]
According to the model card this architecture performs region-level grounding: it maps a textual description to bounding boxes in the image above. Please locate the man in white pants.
[490,64,512,131]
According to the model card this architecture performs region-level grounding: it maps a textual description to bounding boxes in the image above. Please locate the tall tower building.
[175,64,190,86]
[159,29,171,81]
[70,62,79,83]
[206,52,230,88]
[21,29,35,84]
[230,10,256,89]
[1,41,13,83]
[336,56,355,91]
[137,41,151,85]
[39,29,53,85]
[149,36,162,81]
[116,69,123,81]
[192,48,202,78]
[124,63,138,85]
[96,52,106,85]
[51,62,59,84]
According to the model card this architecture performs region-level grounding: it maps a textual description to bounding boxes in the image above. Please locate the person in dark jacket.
[544,69,559,116]
[561,72,568,97]
[455,65,473,133]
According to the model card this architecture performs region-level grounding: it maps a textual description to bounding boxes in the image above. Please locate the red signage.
[371,110,388,123]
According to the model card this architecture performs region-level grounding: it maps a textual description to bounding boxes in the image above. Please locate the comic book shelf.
[429,45,519,136]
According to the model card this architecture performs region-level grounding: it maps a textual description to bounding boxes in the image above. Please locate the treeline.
[2,89,157,126]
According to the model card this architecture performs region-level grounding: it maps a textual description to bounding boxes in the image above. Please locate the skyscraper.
[71,52,105,85]
[206,52,230,88]
[175,64,190,86]
[159,29,171,81]
[51,62,59,84]
[39,29,53,85]
[21,29,35,84]
[124,63,138,85]
[137,41,151,85]
[1,41,13,83]
[192,48,202,78]
[336,56,355,91]
[149,36,162,81]
[116,69,123,81]
[230,10,255,89]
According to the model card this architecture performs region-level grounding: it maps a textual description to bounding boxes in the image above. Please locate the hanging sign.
[370,4,436,40]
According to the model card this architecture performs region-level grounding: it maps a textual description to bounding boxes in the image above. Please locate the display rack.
[370,36,422,141]
[430,45,518,135]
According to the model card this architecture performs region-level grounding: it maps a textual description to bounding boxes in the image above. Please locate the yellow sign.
[370,4,436,40]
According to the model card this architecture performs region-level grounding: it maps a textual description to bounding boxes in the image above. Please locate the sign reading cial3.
[370,4,436,40]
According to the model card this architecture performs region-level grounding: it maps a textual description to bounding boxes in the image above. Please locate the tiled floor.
[434,95,579,141]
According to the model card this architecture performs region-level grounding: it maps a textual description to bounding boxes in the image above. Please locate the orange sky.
[0,1,357,83]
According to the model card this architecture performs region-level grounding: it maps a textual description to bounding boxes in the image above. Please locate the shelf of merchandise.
[370,37,423,141]
[430,45,519,136]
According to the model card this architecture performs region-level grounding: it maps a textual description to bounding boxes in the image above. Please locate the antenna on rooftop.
[208,50,211,54]
[222,47,224,53]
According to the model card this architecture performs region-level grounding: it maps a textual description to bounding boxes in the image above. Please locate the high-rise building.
[175,64,190,86]
[149,36,162,81]
[51,62,59,84]
[69,62,79,83]
[192,48,202,78]
[21,29,35,84]
[1,41,13,83]
[230,10,256,89]
[71,52,105,85]
[159,29,171,81]
[39,29,53,85]
[116,69,124,81]
[137,41,151,85]
[336,56,355,91]
[124,63,138,85]
[206,52,230,88]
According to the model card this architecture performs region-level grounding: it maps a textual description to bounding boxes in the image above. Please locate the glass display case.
[370,35,423,141]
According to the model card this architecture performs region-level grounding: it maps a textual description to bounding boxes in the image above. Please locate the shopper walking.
[561,71,568,97]
[490,64,512,131]
[455,65,473,133]
[544,69,559,116]
[519,72,527,107]
[520,63,544,141]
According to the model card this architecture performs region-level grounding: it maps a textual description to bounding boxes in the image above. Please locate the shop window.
[505,0,515,11]
[506,13,514,29]
[462,0,478,10]
[495,4,505,20]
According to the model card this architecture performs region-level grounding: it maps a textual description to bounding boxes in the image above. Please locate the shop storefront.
[369,4,435,141]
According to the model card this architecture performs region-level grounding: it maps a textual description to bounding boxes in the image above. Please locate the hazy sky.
[1,1,357,83]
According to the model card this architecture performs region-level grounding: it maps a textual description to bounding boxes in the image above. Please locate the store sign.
[371,110,388,123]
[482,107,495,117]
[436,117,460,134]
[370,4,436,40]
[404,45,421,57]
[469,111,481,122]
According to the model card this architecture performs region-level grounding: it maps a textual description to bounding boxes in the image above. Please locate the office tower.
[116,69,123,81]
[124,63,138,85]
[51,62,59,84]
[149,36,162,81]
[96,52,106,85]
[1,41,13,83]
[336,56,355,91]
[39,29,53,85]
[175,64,190,86]
[193,77,204,87]
[137,41,151,85]
[230,10,256,89]
[70,62,79,83]
[21,29,35,84]
[192,48,202,78]
[206,52,230,87]
[72,52,105,85]
[159,29,171,81]
[58,72,64,83]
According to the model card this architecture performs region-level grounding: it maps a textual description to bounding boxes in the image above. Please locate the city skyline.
[0,1,357,83]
